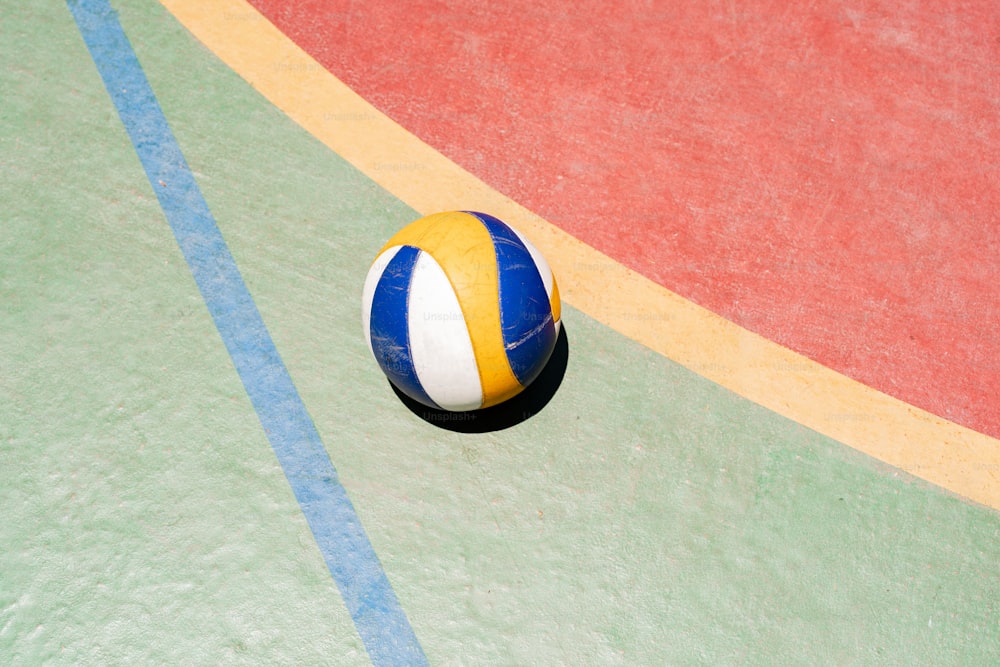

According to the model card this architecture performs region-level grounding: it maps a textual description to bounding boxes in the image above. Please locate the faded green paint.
[1,1,997,665]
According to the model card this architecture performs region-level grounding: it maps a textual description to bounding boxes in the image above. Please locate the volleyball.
[362,211,561,412]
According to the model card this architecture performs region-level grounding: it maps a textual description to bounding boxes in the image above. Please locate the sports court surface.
[3,1,999,664]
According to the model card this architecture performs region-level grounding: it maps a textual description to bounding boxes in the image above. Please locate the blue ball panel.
[468,211,557,387]
[368,245,440,409]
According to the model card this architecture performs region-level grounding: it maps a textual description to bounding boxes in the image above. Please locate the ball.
[362,211,561,412]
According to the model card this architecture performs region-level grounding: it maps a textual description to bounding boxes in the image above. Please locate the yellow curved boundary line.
[159,0,999,511]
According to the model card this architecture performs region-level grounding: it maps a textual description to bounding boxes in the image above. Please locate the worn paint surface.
[250,0,1000,440]
[1,2,998,665]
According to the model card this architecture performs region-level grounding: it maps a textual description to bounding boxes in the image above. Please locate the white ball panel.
[406,251,484,411]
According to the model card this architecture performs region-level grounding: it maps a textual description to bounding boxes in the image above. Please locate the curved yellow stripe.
[383,212,521,408]
[549,275,561,325]
[160,0,1000,510]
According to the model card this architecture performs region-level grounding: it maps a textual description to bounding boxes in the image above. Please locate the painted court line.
[66,1,428,664]
[159,0,1000,511]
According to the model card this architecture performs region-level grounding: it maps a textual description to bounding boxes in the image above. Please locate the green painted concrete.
[1,1,998,665]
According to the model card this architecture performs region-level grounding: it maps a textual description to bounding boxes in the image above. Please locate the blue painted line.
[66,1,428,664]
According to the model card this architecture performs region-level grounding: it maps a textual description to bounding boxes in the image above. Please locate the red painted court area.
[251,0,1000,438]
